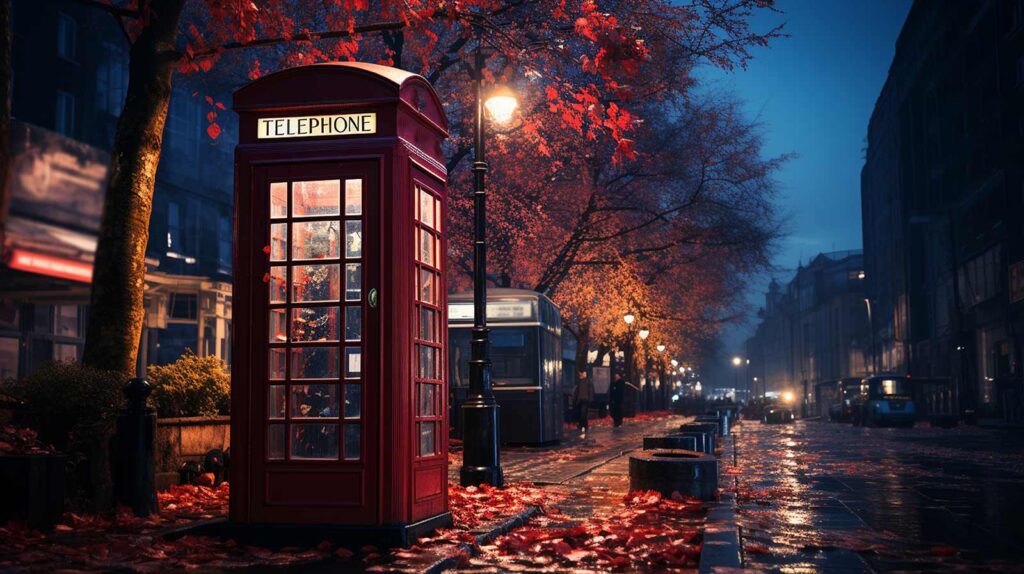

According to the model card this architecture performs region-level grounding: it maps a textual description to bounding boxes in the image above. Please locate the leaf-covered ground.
[452,413,706,572]
[0,481,559,572]
[0,412,699,572]
[466,490,703,572]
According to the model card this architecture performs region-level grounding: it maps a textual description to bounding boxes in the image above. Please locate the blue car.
[851,375,916,428]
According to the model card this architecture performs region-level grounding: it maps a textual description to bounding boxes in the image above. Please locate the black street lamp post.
[460,48,516,488]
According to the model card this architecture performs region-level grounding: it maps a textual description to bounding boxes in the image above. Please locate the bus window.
[879,379,911,397]
[449,330,470,388]
[491,329,538,386]
[448,327,539,387]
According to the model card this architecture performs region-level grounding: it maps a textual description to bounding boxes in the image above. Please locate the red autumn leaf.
[334,547,354,559]
[207,122,222,140]
[746,544,770,555]
[206,111,217,122]
[930,545,958,556]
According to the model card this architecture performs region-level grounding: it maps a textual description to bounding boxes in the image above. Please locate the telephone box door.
[248,159,380,523]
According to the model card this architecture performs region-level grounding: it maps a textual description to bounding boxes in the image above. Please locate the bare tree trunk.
[83,0,185,376]
[0,0,12,254]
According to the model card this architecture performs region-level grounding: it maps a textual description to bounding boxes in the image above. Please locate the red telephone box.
[229,62,451,545]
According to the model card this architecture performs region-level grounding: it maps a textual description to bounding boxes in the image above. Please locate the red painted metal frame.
[230,63,449,528]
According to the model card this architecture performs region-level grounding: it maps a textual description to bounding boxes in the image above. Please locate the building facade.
[861,0,1024,419]
[746,251,871,404]
[0,0,235,379]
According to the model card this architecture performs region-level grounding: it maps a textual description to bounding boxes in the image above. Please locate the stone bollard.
[629,449,718,500]
[113,378,158,517]
[676,429,714,454]
[695,414,729,436]
[681,421,719,438]
[643,434,699,451]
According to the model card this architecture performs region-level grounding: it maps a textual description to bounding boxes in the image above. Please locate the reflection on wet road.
[726,419,1024,572]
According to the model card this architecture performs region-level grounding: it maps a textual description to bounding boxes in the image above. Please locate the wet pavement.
[450,413,706,572]
[725,419,1024,572]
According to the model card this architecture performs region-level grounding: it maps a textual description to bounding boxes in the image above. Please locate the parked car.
[763,407,795,424]
[851,375,916,428]
[828,378,862,422]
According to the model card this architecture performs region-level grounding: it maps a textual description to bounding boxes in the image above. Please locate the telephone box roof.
[233,61,447,134]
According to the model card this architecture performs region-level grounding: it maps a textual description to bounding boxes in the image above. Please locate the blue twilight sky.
[696,0,913,352]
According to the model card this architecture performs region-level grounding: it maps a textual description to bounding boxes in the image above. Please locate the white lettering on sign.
[448,302,535,322]
[257,113,377,139]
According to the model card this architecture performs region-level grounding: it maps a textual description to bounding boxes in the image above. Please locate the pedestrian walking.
[609,371,626,427]
[573,370,595,438]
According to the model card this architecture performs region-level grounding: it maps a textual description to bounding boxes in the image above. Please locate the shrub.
[1,361,125,511]
[1,361,123,451]
[147,352,230,418]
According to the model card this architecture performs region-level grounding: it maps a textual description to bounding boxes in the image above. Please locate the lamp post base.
[459,400,503,488]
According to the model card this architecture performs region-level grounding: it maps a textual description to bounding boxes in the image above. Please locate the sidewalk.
[451,413,707,572]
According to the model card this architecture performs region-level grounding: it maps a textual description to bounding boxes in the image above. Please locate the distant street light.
[623,313,635,325]
[732,356,742,367]
[656,344,666,353]
[638,328,650,340]
[670,359,678,367]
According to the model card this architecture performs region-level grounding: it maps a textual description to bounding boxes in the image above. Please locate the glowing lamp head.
[782,391,795,404]
[732,356,742,367]
[638,328,650,340]
[623,313,635,325]
[656,344,666,353]
[670,359,678,367]
[484,86,518,124]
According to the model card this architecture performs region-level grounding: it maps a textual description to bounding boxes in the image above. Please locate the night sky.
[697,0,913,354]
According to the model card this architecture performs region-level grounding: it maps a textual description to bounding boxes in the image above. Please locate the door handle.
[368,288,379,309]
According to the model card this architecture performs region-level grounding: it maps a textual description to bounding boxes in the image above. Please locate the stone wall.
[155,416,230,489]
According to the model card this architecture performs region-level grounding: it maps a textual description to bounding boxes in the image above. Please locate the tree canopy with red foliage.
[77,0,784,377]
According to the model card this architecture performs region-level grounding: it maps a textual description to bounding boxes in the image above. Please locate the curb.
[423,505,542,574]
[698,493,741,573]
[698,425,742,574]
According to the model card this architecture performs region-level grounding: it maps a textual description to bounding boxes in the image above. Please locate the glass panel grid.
[413,185,444,459]
[265,176,363,463]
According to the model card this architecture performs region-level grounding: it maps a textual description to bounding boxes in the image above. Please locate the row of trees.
[45,0,784,379]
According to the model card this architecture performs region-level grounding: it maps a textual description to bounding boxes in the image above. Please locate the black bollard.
[113,378,158,516]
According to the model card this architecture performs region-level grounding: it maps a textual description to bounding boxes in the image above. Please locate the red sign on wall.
[6,249,93,283]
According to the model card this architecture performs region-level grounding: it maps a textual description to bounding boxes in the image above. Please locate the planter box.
[0,454,66,530]
[156,416,230,488]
